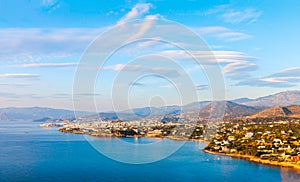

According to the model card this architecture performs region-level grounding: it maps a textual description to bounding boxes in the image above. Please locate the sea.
[0,120,299,182]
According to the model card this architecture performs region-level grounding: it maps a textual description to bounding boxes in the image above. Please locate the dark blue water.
[0,121,299,182]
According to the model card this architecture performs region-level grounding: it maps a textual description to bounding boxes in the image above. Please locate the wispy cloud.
[223,61,258,79]
[0,28,105,64]
[41,0,61,13]
[159,50,256,63]
[236,67,300,88]
[20,62,78,68]
[195,84,209,91]
[103,63,183,78]
[118,3,152,24]
[41,0,57,7]
[0,11,162,65]
[0,82,30,87]
[206,5,263,25]
[158,49,258,80]
[103,64,142,71]
[222,8,263,24]
[196,26,251,41]
[0,73,40,79]
[269,67,300,77]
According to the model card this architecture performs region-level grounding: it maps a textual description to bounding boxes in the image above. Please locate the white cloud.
[259,77,286,83]
[223,60,257,75]
[0,28,107,65]
[0,28,105,55]
[118,3,152,24]
[128,15,161,40]
[0,10,164,65]
[102,49,257,81]
[0,73,40,79]
[236,67,300,88]
[204,4,230,15]
[20,62,78,68]
[195,84,209,91]
[196,26,251,41]
[158,49,258,80]
[222,8,263,24]
[206,5,263,25]
[159,50,256,64]
[270,67,300,77]
[103,63,183,78]
[103,64,141,71]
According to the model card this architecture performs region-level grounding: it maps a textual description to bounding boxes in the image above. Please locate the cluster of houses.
[205,119,300,162]
[50,118,205,139]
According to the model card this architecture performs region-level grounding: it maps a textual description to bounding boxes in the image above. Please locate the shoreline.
[203,149,300,171]
[58,127,208,143]
[58,127,300,171]
[89,132,208,143]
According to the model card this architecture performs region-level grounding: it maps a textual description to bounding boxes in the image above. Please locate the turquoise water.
[0,121,299,182]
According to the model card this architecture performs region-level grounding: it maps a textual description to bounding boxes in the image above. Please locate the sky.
[0,0,300,111]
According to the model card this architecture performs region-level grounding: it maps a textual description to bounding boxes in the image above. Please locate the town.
[43,118,206,140]
[41,116,300,169]
[204,117,300,168]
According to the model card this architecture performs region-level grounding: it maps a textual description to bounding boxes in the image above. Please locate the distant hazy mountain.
[182,101,211,111]
[83,112,119,121]
[251,105,300,118]
[0,107,91,121]
[124,107,164,117]
[198,101,262,119]
[231,98,253,103]
[2,90,299,121]
[118,101,210,121]
[235,90,300,107]
[50,90,300,121]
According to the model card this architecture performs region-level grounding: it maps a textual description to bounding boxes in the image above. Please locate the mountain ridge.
[236,90,300,107]
[1,90,299,121]
[198,101,262,119]
[251,105,300,118]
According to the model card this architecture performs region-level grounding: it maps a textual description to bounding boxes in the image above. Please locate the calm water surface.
[0,121,299,182]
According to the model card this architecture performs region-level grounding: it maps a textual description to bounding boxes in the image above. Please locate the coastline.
[57,126,299,171]
[90,132,208,143]
[58,127,208,143]
[203,149,300,171]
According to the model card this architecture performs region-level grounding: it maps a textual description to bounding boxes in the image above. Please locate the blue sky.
[0,0,300,111]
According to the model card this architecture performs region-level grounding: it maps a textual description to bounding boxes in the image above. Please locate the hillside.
[237,90,300,107]
[251,105,300,118]
[198,101,262,119]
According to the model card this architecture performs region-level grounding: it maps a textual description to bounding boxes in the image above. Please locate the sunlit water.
[0,121,299,182]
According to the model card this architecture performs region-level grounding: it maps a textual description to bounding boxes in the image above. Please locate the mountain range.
[198,101,262,119]
[232,90,300,107]
[0,90,300,121]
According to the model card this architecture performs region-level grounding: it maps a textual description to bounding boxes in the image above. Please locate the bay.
[0,121,299,182]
